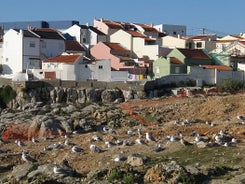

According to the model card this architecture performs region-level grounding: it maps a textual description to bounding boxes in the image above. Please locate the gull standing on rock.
[21,151,37,163]
[90,144,102,153]
[146,133,156,142]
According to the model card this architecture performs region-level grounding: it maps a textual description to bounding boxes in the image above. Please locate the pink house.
[90,42,136,70]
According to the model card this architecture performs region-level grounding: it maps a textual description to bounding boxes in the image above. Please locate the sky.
[1,0,245,36]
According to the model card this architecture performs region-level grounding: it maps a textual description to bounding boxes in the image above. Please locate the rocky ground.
[0,93,244,183]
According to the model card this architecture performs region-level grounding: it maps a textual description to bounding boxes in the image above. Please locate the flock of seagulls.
[0,115,243,176]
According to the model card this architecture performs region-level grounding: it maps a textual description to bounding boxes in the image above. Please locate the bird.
[64,139,75,146]
[71,145,82,153]
[31,137,39,143]
[146,133,156,142]
[135,138,145,145]
[105,141,115,148]
[223,142,231,147]
[231,138,238,143]
[90,144,102,153]
[16,140,25,147]
[53,166,75,176]
[91,135,103,142]
[155,144,164,152]
[137,128,142,138]
[127,129,134,136]
[21,151,37,163]
[237,115,245,121]
[114,155,127,162]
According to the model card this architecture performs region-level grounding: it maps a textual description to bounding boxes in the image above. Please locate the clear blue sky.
[1,0,245,36]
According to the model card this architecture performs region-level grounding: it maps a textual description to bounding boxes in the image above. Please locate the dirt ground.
[0,93,245,178]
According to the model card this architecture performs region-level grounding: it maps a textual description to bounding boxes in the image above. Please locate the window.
[83,38,86,43]
[5,58,8,62]
[155,66,160,74]
[196,42,202,48]
[85,64,88,68]
[29,41,35,48]
[98,65,103,69]
[175,67,180,74]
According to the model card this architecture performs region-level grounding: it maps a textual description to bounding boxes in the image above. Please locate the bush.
[0,85,16,107]
[219,78,244,91]
[123,173,134,184]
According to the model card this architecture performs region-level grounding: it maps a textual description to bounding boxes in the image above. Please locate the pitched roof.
[31,28,64,40]
[14,29,39,38]
[189,34,216,40]
[126,30,155,41]
[135,23,159,33]
[44,54,81,63]
[170,57,183,64]
[178,49,211,60]
[102,20,123,29]
[65,40,86,52]
[201,65,232,71]
[88,26,106,35]
[103,42,130,53]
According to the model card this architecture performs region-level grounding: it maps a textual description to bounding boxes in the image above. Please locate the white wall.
[111,71,128,81]
[161,36,187,48]
[41,39,65,58]
[110,30,132,51]
[133,37,159,60]
[94,59,111,81]
[2,29,22,74]
[190,67,216,85]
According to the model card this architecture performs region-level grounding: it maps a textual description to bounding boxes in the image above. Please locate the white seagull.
[71,145,82,153]
[155,144,164,152]
[16,140,25,147]
[146,133,156,142]
[90,144,102,153]
[53,166,74,176]
[135,138,145,145]
[21,151,37,163]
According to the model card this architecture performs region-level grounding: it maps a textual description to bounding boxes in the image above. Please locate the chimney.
[100,17,104,22]
[178,34,180,39]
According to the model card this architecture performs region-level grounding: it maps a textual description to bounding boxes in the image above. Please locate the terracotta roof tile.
[178,49,211,60]
[103,42,130,53]
[202,65,232,71]
[103,20,123,29]
[44,54,81,63]
[170,57,183,64]
[126,30,155,41]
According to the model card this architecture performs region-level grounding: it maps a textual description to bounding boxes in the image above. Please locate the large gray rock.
[144,161,194,183]
[101,89,124,103]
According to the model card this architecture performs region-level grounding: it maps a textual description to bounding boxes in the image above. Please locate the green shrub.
[108,168,124,182]
[0,85,16,106]
[123,173,134,184]
[219,78,243,91]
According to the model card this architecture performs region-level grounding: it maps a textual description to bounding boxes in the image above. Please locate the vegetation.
[219,78,244,91]
[0,85,16,107]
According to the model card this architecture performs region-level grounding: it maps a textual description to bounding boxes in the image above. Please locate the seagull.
[21,151,37,163]
[90,144,102,153]
[114,155,127,162]
[108,128,117,134]
[223,142,231,147]
[137,128,142,138]
[155,144,164,152]
[31,137,39,143]
[16,140,25,147]
[122,140,134,146]
[146,133,156,142]
[127,130,134,136]
[237,115,245,121]
[71,146,82,153]
[53,166,75,176]
[91,135,103,142]
[105,141,115,148]
[64,139,75,146]
[231,138,238,143]
[135,138,145,145]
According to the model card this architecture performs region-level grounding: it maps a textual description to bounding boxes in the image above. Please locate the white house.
[63,24,107,49]
[31,28,66,59]
[41,54,112,81]
[2,29,40,74]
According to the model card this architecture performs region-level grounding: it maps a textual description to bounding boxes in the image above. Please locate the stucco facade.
[2,29,40,74]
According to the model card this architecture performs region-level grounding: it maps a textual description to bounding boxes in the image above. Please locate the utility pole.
[202,28,205,35]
